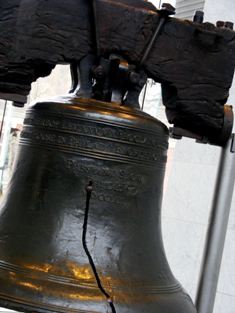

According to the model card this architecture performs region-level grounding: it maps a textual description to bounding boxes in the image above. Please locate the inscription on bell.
[24,116,162,147]
[66,158,149,205]
[21,128,165,164]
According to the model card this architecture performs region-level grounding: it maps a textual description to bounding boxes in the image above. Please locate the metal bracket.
[169,126,209,144]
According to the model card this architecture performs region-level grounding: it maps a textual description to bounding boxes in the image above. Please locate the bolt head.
[193,11,204,24]
[216,21,225,28]
[160,3,176,16]
[225,21,234,30]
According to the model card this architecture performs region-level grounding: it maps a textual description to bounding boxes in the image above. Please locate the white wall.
[204,0,235,106]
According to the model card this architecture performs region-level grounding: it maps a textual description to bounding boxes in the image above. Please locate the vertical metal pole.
[195,134,235,313]
[0,100,7,139]
[141,82,148,111]
[0,101,8,194]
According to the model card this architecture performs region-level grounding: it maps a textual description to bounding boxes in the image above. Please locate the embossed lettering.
[24,115,160,147]
[21,128,165,164]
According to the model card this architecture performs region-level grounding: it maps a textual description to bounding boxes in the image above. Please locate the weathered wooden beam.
[0,0,234,144]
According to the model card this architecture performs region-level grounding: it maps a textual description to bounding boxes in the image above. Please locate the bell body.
[0,97,196,313]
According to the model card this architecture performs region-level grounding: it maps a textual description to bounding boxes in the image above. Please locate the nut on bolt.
[225,21,234,30]
[216,21,234,30]
[159,3,176,16]
[193,11,204,24]
[216,21,225,28]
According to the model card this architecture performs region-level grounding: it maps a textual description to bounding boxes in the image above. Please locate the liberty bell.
[0,0,235,309]
[0,90,197,312]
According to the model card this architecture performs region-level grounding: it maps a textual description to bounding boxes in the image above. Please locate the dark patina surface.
[0,96,196,312]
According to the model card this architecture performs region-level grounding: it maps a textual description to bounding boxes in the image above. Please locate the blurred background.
[0,0,234,312]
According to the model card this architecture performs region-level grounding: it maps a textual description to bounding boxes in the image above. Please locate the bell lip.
[28,95,169,135]
[0,296,100,313]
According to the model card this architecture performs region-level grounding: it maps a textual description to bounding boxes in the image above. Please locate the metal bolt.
[216,21,225,28]
[225,21,234,30]
[193,11,204,24]
[160,3,176,16]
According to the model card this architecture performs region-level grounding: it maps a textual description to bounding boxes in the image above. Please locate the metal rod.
[91,0,100,59]
[139,17,165,67]
[0,100,9,195]
[195,133,235,313]
[69,63,79,93]
[0,100,7,140]
[141,82,148,110]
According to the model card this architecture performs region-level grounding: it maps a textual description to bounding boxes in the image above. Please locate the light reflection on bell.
[0,96,197,312]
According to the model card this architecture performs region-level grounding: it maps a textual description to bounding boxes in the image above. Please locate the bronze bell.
[0,96,197,313]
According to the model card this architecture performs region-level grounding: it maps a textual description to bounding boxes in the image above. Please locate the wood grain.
[0,0,234,144]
